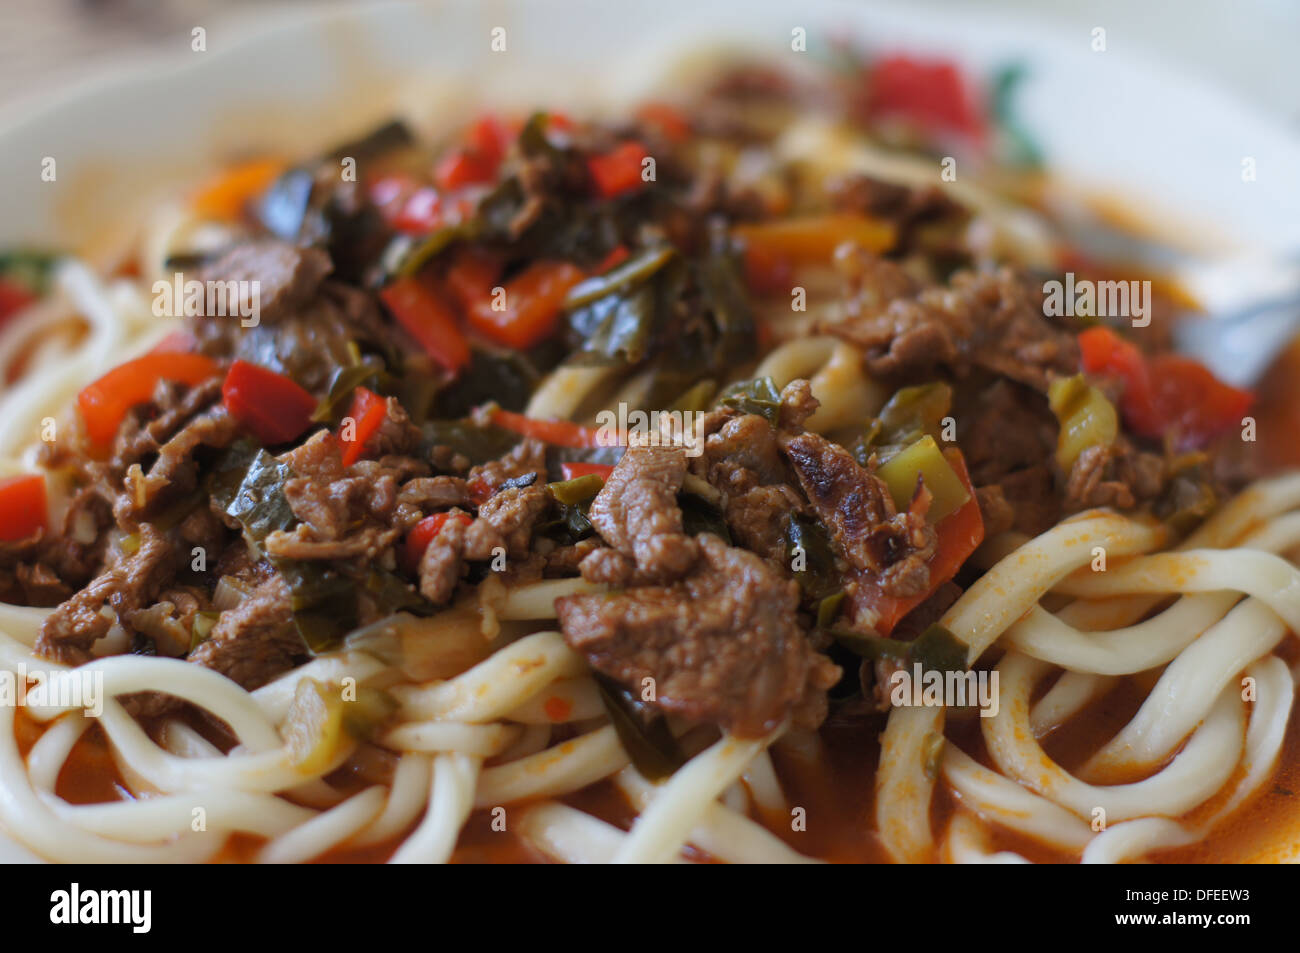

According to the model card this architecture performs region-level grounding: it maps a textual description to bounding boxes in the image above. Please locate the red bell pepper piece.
[848,450,984,636]
[0,278,35,324]
[1079,326,1252,448]
[221,360,317,446]
[147,330,196,355]
[464,261,585,350]
[595,245,630,272]
[865,54,985,140]
[369,175,444,235]
[466,114,512,167]
[1145,355,1254,448]
[489,408,614,449]
[404,511,473,569]
[444,248,502,314]
[380,275,470,373]
[636,103,690,143]
[434,148,498,192]
[0,474,48,541]
[77,352,220,447]
[560,461,615,481]
[586,141,648,199]
[338,386,388,467]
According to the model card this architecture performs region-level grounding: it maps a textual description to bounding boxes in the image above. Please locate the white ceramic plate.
[1,0,1298,863]
[2,0,1299,256]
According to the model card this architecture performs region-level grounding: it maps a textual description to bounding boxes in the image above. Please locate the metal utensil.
[1052,210,1300,388]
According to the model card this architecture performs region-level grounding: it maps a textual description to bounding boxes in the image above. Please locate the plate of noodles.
[2,0,1300,865]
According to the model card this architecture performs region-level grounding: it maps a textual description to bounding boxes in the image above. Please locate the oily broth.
[17,685,1300,863]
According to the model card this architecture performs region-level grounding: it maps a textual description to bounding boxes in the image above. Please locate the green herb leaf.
[593,672,685,781]
[679,493,732,543]
[224,450,296,546]
[785,513,839,602]
[716,376,782,425]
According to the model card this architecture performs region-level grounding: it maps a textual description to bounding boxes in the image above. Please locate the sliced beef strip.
[195,241,333,324]
[466,438,547,492]
[417,512,470,605]
[695,381,819,566]
[463,484,551,561]
[191,242,394,394]
[780,431,936,599]
[959,379,1057,487]
[397,476,469,510]
[264,430,403,561]
[994,465,1061,538]
[363,397,423,460]
[186,573,303,689]
[124,585,210,658]
[825,264,1078,392]
[959,379,1063,538]
[723,483,805,564]
[974,484,1017,539]
[115,407,240,525]
[828,176,970,262]
[558,533,840,737]
[108,377,225,478]
[411,438,556,604]
[579,445,698,586]
[1063,439,1165,513]
[0,535,73,606]
[412,486,552,605]
[704,413,788,493]
[35,524,178,665]
[777,378,819,431]
[545,537,602,575]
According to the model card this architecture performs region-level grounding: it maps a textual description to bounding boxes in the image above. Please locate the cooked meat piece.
[579,445,698,585]
[777,378,819,431]
[268,430,402,560]
[0,534,74,605]
[703,413,788,492]
[124,586,209,658]
[109,377,225,477]
[780,432,936,597]
[960,379,1063,537]
[545,538,602,575]
[974,484,1017,539]
[695,384,817,567]
[825,265,1078,391]
[865,655,910,714]
[829,174,962,226]
[831,246,921,319]
[463,484,551,560]
[364,397,423,459]
[417,513,469,605]
[724,484,803,564]
[265,524,397,561]
[411,480,551,601]
[117,407,239,524]
[36,525,177,665]
[196,241,333,324]
[994,465,1060,537]
[466,438,547,493]
[191,243,391,393]
[959,380,1057,487]
[187,573,303,689]
[558,533,840,737]
[1064,440,1165,513]
[45,486,114,584]
[397,476,470,510]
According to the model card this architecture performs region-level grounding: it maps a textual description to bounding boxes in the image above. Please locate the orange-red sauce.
[20,672,1300,864]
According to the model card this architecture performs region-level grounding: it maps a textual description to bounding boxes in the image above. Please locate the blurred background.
[1,0,1298,124]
